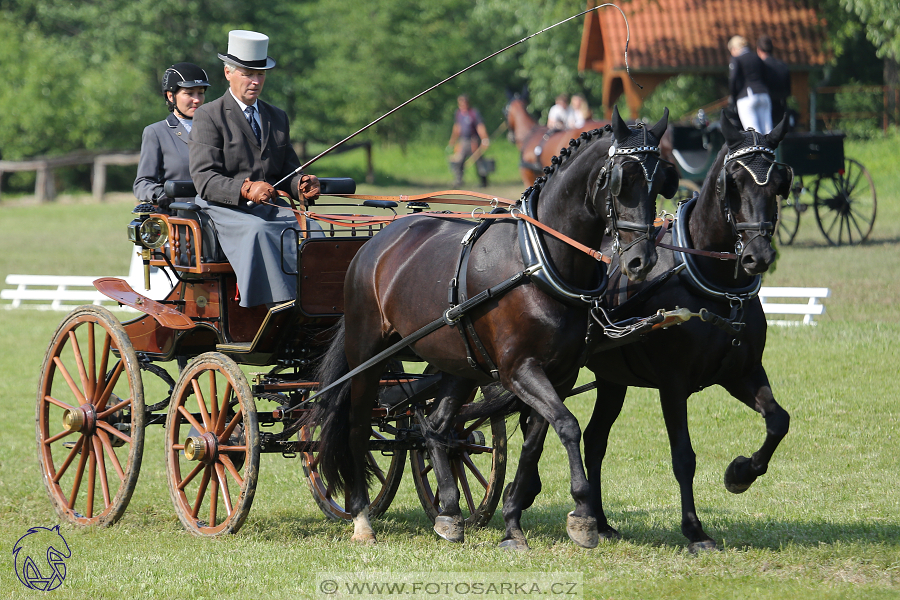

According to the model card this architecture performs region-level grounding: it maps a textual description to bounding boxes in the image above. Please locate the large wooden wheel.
[813,157,877,245]
[410,413,506,528]
[301,422,406,521]
[165,352,259,536]
[776,185,803,246]
[36,306,145,527]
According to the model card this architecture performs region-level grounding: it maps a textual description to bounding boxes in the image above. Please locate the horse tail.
[306,317,356,493]
[455,382,523,423]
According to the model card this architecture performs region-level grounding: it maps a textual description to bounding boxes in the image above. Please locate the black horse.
[308,107,678,546]
[463,114,793,552]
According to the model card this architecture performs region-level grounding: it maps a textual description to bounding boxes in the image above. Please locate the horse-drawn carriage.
[667,113,877,246]
[35,179,507,536]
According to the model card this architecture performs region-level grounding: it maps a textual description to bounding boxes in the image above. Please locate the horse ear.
[648,107,669,142]
[611,105,630,144]
[765,112,789,147]
[720,110,745,148]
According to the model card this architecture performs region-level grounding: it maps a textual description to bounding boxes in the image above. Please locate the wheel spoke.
[97,397,131,419]
[44,395,76,412]
[219,454,244,487]
[218,409,243,443]
[178,462,205,491]
[95,360,125,412]
[68,439,90,509]
[44,428,76,445]
[68,331,92,403]
[53,356,87,406]
[87,447,97,518]
[87,321,96,402]
[191,378,212,430]
[215,463,233,516]
[191,467,211,518]
[53,436,84,483]
[96,430,126,482]
[177,405,207,435]
[209,371,219,427]
[460,452,489,489]
[92,436,112,508]
[96,332,112,403]
[96,420,132,444]
[457,460,477,515]
[367,451,387,485]
[209,477,219,526]
[459,417,488,438]
[215,383,233,433]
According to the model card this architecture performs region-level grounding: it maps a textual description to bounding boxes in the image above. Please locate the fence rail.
[0,151,140,202]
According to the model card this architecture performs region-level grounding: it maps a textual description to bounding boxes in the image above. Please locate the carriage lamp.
[127,203,169,291]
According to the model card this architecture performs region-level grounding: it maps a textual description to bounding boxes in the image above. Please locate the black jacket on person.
[763,55,791,123]
[729,49,769,101]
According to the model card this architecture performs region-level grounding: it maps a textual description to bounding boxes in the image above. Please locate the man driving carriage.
[189,30,321,308]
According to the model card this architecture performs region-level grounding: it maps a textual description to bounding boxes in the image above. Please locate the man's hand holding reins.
[241,178,276,204]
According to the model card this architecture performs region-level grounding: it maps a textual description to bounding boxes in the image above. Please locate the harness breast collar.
[672,196,761,301]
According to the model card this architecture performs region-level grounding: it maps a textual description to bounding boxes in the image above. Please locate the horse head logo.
[12,525,71,591]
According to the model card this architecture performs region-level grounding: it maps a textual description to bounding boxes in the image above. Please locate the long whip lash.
[274,3,635,187]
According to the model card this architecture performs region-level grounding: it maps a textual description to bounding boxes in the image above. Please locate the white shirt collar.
[176,115,192,133]
[229,89,259,114]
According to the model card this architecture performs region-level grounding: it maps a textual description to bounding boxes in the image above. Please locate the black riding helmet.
[161,62,210,116]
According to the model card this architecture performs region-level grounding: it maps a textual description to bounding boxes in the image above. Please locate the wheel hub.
[62,404,97,435]
[184,432,218,463]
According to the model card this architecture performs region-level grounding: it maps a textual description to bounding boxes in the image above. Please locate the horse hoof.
[498,537,530,551]
[351,532,377,545]
[598,526,621,542]
[688,540,718,553]
[434,515,465,543]
[566,512,599,549]
[724,455,756,494]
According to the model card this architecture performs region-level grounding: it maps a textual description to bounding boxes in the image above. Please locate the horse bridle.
[593,124,671,255]
[715,131,793,263]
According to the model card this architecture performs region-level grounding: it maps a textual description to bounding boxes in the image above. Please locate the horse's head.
[598,106,679,282]
[503,94,538,148]
[711,113,792,275]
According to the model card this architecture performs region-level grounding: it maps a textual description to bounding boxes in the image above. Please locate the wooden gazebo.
[578,0,829,125]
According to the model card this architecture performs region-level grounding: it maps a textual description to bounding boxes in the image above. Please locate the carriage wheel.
[813,158,877,245]
[300,423,406,522]
[165,352,259,536]
[36,306,145,527]
[410,413,507,528]
[776,187,802,246]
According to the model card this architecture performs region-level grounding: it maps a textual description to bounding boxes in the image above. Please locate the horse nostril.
[626,257,644,273]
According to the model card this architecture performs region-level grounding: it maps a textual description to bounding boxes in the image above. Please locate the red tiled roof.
[581,0,829,73]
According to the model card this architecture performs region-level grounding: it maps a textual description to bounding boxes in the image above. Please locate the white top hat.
[218,30,276,70]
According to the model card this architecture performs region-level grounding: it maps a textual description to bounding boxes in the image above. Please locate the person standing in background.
[757,35,792,127]
[447,94,490,187]
[728,35,772,133]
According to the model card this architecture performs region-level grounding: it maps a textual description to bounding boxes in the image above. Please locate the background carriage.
[35,179,507,536]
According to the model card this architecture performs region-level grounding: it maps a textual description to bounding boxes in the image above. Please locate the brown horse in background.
[504,95,675,188]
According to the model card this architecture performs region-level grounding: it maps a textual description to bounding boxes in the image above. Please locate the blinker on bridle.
[593,124,671,255]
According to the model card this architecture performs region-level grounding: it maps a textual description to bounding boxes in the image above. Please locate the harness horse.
[307,108,678,546]
[494,114,794,552]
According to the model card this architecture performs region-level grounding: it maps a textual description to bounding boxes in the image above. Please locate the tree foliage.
[0,0,893,166]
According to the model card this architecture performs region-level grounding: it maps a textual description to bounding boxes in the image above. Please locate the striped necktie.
[245,105,261,144]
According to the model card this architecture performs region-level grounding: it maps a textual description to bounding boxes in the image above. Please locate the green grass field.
[0,134,898,599]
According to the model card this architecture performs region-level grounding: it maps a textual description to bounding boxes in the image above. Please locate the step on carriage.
[668,112,876,246]
[36,179,507,536]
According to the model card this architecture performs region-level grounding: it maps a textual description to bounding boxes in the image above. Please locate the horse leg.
[658,388,717,552]
[346,367,386,544]
[504,364,598,548]
[583,381,627,542]
[499,409,549,551]
[420,376,477,543]
[721,364,790,493]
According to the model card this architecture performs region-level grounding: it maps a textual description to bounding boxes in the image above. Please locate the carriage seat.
[162,178,356,265]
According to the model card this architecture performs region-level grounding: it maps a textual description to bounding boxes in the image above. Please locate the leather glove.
[297,174,320,203]
[241,178,276,204]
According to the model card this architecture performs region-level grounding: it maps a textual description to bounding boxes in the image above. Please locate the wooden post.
[365,142,374,184]
[92,159,106,202]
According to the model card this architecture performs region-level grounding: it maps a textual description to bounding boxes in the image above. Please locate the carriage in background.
[668,111,876,246]
[36,179,506,536]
